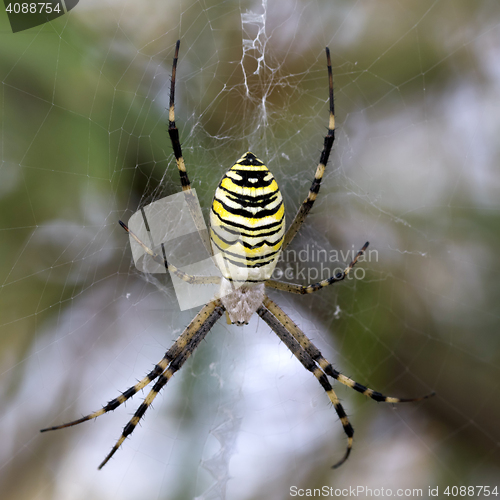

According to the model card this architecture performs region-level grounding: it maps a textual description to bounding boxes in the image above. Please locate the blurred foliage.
[0,0,499,499]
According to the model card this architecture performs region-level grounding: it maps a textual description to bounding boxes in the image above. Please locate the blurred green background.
[0,1,499,499]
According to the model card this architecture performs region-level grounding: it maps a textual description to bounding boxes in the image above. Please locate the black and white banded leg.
[41,300,225,469]
[257,301,354,469]
[119,221,220,286]
[263,297,435,403]
[266,242,369,294]
[282,47,335,251]
[96,299,225,469]
[167,40,213,257]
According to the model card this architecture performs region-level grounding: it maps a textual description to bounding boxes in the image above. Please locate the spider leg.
[257,301,353,469]
[97,299,225,469]
[168,40,189,192]
[119,221,220,285]
[266,242,369,294]
[167,40,213,256]
[282,47,334,251]
[263,297,435,403]
[40,301,224,434]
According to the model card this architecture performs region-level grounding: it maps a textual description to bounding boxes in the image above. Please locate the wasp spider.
[41,40,434,469]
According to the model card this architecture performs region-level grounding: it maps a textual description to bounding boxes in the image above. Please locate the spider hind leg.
[97,300,225,469]
[264,297,435,404]
[257,302,354,469]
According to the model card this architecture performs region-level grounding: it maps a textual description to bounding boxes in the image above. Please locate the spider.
[41,40,434,470]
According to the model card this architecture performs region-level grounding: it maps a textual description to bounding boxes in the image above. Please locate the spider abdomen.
[210,152,285,283]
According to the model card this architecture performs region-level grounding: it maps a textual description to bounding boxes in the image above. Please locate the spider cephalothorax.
[41,40,434,470]
[219,279,265,325]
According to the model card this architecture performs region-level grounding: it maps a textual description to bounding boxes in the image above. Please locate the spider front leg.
[167,40,213,257]
[40,301,224,436]
[168,40,189,192]
[263,297,435,404]
[282,47,335,251]
[257,302,353,468]
[266,241,369,294]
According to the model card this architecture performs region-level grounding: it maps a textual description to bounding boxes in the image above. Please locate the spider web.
[1,1,500,499]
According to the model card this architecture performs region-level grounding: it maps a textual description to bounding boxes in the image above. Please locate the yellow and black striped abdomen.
[210,152,285,282]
